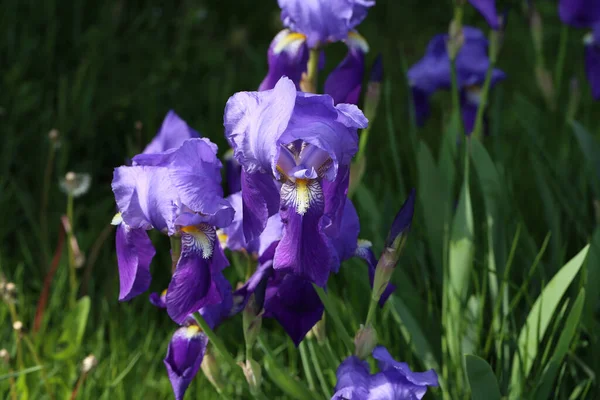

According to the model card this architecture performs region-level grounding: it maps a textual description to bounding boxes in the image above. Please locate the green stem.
[23,335,54,400]
[364,296,379,328]
[312,285,353,353]
[7,303,23,370]
[307,340,330,398]
[192,312,237,370]
[303,49,320,93]
[471,66,494,140]
[356,126,371,163]
[169,236,181,273]
[450,61,465,135]
[67,194,77,307]
[298,341,316,391]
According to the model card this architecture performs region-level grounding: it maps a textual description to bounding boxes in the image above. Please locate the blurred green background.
[1,0,600,398]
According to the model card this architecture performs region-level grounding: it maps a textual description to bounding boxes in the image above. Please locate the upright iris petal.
[324,31,369,105]
[260,29,309,91]
[224,76,367,285]
[142,110,200,155]
[164,324,208,400]
[559,0,600,28]
[407,27,505,134]
[278,0,374,48]
[468,0,500,30]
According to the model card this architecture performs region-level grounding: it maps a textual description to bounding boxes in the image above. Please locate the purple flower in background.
[224,77,367,286]
[324,32,369,105]
[332,346,439,399]
[141,110,200,155]
[224,148,242,194]
[469,0,501,30]
[111,111,234,324]
[278,0,374,48]
[164,323,208,400]
[585,26,600,99]
[559,0,600,28]
[407,27,506,134]
[260,29,309,92]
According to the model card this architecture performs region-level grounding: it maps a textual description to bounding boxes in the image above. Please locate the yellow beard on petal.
[184,324,202,338]
[181,225,215,259]
[295,179,311,215]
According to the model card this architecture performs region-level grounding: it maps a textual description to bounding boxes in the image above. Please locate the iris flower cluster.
[111,1,440,399]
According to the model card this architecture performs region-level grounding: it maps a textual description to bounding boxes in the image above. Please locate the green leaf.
[509,244,590,397]
[534,289,585,400]
[465,355,501,400]
[570,120,600,185]
[258,338,315,400]
[16,373,29,400]
[52,296,91,359]
[446,160,474,365]
[416,140,446,277]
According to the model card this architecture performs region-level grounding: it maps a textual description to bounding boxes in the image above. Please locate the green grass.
[2,0,600,399]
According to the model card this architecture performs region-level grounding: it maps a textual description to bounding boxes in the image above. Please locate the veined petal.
[115,223,155,301]
[241,170,281,242]
[372,346,439,388]
[259,29,309,91]
[224,77,297,175]
[321,165,350,237]
[112,165,178,234]
[324,31,368,105]
[164,325,208,400]
[275,180,333,286]
[263,272,324,345]
[332,356,371,399]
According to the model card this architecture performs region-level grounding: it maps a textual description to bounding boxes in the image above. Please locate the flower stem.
[192,312,237,370]
[302,48,320,93]
[298,341,316,391]
[364,296,379,328]
[169,236,181,273]
[22,334,54,399]
[471,30,499,140]
[66,194,77,308]
[307,339,330,398]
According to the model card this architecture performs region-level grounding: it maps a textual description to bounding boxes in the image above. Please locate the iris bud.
[354,324,378,360]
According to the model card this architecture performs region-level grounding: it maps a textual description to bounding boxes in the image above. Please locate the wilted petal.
[260,29,309,91]
[164,325,208,400]
[372,346,439,388]
[324,31,368,105]
[112,165,177,234]
[468,0,500,30]
[278,0,374,48]
[224,77,297,175]
[263,272,324,345]
[332,356,371,399]
[559,0,600,27]
[115,223,155,301]
[142,110,200,155]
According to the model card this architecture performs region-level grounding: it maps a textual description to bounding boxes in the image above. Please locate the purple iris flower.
[164,323,208,400]
[585,26,600,99]
[112,111,234,324]
[224,149,242,194]
[332,346,439,399]
[559,0,600,28]
[469,0,501,30]
[224,77,367,287]
[407,27,506,134]
[278,0,374,49]
[260,29,368,106]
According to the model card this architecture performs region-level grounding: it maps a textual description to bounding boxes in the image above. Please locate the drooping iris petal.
[260,29,309,91]
[372,346,439,388]
[367,371,431,400]
[115,222,155,301]
[263,272,324,345]
[198,272,233,330]
[277,0,374,48]
[324,31,368,105]
[164,325,208,400]
[331,356,371,400]
[468,0,500,30]
[166,236,229,324]
[142,110,200,155]
[112,165,178,233]
[274,180,333,286]
[329,199,360,271]
[224,77,297,175]
[559,0,600,28]
[355,240,396,306]
[585,29,600,99]
[241,170,281,242]
[407,27,506,131]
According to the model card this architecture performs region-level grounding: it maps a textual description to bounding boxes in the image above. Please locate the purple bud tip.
[385,188,416,248]
[369,54,383,83]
